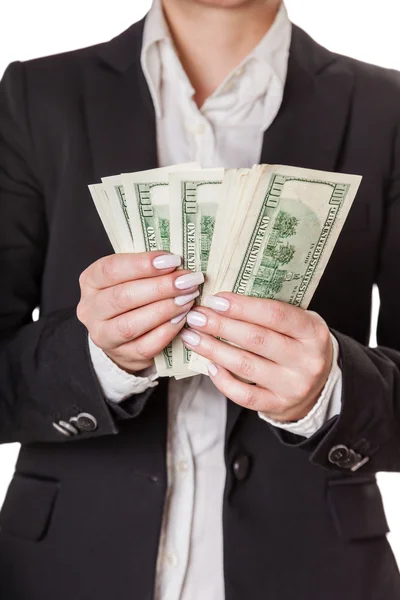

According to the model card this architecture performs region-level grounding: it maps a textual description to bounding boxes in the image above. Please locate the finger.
[81,251,182,291]
[205,363,280,413]
[186,308,301,366]
[112,314,189,367]
[180,328,273,388]
[207,364,305,419]
[91,271,202,320]
[92,297,197,350]
[203,293,317,340]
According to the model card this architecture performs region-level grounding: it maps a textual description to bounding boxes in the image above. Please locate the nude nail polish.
[203,295,230,312]
[170,311,189,325]
[174,290,200,306]
[175,272,204,290]
[180,329,201,346]
[153,254,182,269]
[187,311,207,327]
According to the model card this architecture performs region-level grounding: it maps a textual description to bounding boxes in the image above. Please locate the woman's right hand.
[77,251,204,373]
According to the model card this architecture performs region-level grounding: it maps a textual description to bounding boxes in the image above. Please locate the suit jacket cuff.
[267,330,400,474]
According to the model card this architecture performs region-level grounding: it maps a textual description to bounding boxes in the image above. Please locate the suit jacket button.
[233,455,251,481]
[328,445,350,465]
[70,413,98,432]
[53,420,79,437]
[328,445,369,471]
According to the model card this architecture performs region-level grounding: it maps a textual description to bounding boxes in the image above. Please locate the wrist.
[267,396,320,424]
[104,352,153,375]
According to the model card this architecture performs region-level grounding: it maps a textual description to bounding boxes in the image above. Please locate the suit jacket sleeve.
[270,120,400,475]
[0,62,152,445]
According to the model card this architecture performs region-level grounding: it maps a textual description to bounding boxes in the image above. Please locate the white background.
[1,0,400,564]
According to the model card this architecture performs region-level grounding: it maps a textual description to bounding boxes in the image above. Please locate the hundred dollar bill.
[201,166,263,300]
[88,184,125,254]
[169,169,224,376]
[121,164,199,377]
[189,165,362,375]
[100,175,137,253]
[201,169,246,294]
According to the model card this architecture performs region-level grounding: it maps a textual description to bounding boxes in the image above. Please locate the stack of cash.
[89,164,361,379]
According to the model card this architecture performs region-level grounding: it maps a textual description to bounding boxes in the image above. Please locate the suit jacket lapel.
[84,18,158,183]
[227,26,355,442]
[260,26,355,170]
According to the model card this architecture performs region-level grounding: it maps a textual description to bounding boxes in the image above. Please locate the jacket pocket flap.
[327,477,389,541]
[0,473,59,541]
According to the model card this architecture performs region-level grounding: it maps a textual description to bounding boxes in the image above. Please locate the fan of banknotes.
[89,163,361,379]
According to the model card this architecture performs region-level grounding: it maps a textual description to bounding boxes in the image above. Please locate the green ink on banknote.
[233,175,349,307]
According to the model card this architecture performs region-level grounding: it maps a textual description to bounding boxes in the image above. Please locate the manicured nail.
[174,290,200,306]
[175,272,204,290]
[187,311,207,327]
[153,254,182,269]
[207,363,219,377]
[171,311,189,325]
[203,295,230,312]
[180,329,200,346]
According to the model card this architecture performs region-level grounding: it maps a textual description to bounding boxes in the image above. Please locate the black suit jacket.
[1,17,400,600]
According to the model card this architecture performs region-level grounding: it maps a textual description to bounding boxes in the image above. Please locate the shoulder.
[333,52,400,133]
[0,19,145,168]
[293,26,400,121]
[293,26,400,94]
[23,42,102,75]
[3,18,145,100]
[336,52,400,99]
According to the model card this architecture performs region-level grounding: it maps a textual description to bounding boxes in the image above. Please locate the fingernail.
[180,329,200,346]
[153,254,182,269]
[175,272,204,290]
[174,290,200,306]
[187,311,207,327]
[171,311,189,325]
[203,295,230,312]
[207,362,218,377]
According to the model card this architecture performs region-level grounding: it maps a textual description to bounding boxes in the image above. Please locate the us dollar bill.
[121,164,199,377]
[189,165,362,375]
[100,176,136,253]
[169,169,224,376]
[201,166,262,300]
[88,183,125,254]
